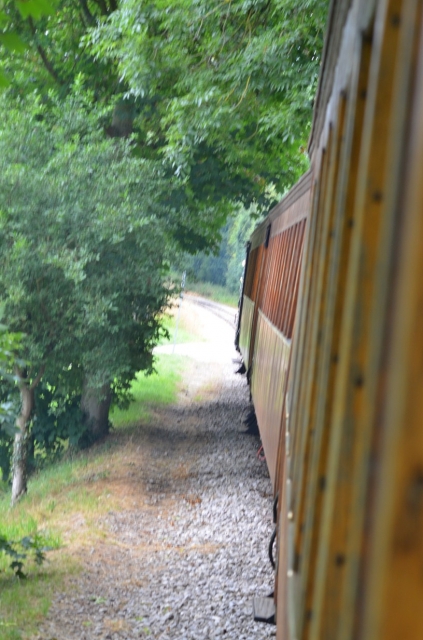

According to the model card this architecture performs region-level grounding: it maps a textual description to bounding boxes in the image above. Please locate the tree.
[90,0,328,198]
[0,85,172,502]
[0,0,59,87]
[226,204,262,294]
[0,0,330,503]
[3,0,328,238]
[1,0,244,251]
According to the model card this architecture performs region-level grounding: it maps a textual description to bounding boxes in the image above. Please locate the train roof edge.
[308,0,376,158]
[249,170,313,250]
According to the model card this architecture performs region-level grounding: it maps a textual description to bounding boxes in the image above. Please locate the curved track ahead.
[184,294,238,328]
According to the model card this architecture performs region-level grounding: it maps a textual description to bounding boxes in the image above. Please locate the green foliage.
[91,0,329,198]
[180,225,231,288]
[0,0,331,477]
[33,385,88,454]
[111,353,185,427]
[0,318,22,481]
[2,0,329,251]
[0,532,48,579]
[0,435,13,482]
[0,83,177,482]
[226,203,262,293]
[0,0,114,92]
[0,320,22,385]
[177,201,263,297]
[0,84,171,399]
[1,0,236,248]
[0,0,59,87]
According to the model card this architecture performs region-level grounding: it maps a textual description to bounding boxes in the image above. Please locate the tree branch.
[28,17,64,86]
[79,0,96,25]
[30,365,45,391]
[14,364,45,391]
[91,0,109,15]
[14,366,25,385]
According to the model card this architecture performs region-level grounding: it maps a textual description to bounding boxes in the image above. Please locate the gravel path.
[33,299,275,640]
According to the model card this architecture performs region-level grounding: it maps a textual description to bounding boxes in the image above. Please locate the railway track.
[184,294,238,328]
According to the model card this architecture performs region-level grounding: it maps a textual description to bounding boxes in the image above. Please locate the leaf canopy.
[91,0,329,195]
[0,87,172,394]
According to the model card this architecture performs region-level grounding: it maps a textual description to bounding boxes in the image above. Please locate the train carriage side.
[238,0,423,638]
[237,172,312,378]
[247,172,312,491]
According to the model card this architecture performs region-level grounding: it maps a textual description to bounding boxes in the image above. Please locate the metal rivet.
[287,569,294,577]
[362,30,373,45]
[373,190,383,203]
[335,553,346,566]
[355,374,364,388]
[288,510,294,520]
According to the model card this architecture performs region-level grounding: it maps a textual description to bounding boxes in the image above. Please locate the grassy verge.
[184,281,239,307]
[0,552,79,640]
[111,353,185,427]
[158,308,193,346]
[0,347,187,638]
[0,440,121,639]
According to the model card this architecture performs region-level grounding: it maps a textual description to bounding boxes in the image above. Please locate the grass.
[0,476,79,640]
[0,309,195,639]
[0,353,187,639]
[0,570,64,639]
[111,352,185,427]
[158,309,193,346]
[184,281,239,307]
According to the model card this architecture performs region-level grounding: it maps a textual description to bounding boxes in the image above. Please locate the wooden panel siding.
[237,0,423,638]
[251,310,291,489]
[260,220,307,339]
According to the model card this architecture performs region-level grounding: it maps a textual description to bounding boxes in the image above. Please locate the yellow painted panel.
[239,295,255,369]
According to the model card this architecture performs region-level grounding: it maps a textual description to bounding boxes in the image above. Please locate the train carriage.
[237,0,423,639]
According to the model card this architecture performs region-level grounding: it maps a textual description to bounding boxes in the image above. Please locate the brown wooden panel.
[295,94,347,640]
[250,245,264,304]
[251,311,291,490]
[308,27,372,640]
[270,189,312,239]
[259,221,308,340]
[271,1,423,640]
[281,222,306,338]
[362,12,423,635]
[349,3,423,639]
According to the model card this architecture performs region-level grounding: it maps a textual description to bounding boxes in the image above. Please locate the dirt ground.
[30,297,273,640]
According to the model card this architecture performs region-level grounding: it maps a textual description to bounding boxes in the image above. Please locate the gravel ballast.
[33,299,276,640]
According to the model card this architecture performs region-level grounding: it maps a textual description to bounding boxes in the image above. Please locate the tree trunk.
[81,381,112,441]
[11,384,34,506]
[106,99,135,138]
